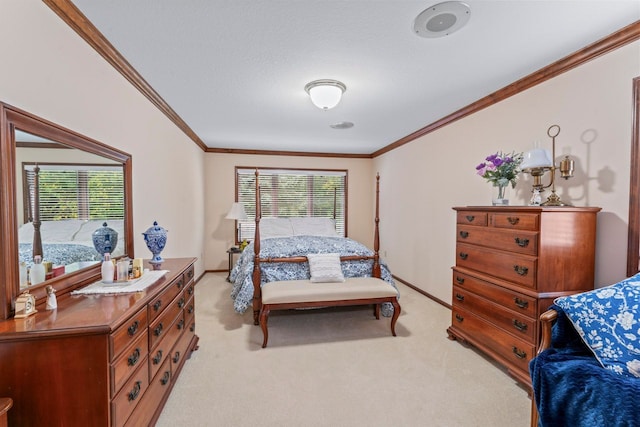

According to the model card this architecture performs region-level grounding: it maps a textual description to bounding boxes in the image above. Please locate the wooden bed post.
[252,169,262,325]
[372,173,381,279]
[32,164,43,260]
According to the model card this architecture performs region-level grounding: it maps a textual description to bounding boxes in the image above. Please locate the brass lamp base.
[542,191,571,207]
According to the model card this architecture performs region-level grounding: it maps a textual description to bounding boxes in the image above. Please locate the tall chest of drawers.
[448,207,600,387]
[0,258,198,426]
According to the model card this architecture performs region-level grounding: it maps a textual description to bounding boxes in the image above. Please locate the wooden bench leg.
[390,299,401,337]
[259,306,270,348]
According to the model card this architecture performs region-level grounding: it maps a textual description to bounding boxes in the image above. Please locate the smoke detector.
[414,1,471,38]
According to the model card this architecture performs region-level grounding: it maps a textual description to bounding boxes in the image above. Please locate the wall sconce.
[521,125,575,206]
[225,202,248,245]
[304,79,346,110]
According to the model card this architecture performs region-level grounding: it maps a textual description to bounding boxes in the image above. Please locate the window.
[23,163,124,222]
[235,167,347,241]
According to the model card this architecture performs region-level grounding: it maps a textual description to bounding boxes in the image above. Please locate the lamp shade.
[521,148,553,170]
[305,79,346,110]
[225,202,248,220]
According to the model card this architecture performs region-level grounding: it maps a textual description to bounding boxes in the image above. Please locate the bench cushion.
[261,277,398,304]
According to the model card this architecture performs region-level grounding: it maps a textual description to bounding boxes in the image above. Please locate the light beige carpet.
[156,273,531,427]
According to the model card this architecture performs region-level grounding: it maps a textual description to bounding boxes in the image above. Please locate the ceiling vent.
[414,1,471,38]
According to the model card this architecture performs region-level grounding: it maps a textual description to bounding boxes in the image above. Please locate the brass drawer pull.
[455,314,464,322]
[127,320,139,337]
[459,252,468,260]
[178,297,185,308]
[513,265,528,276]
[127,348,141,367]
[187,305,195,314]
[465,215,475,222]
[188,286,194,296]
[507,217,520,225]
[455,293,465,302]
[177,319,185,330]
[187,269,194,279]
[176,279,184,290]
[514,237,529,247]
[173,351,181,364]
[161,371,170,386]
[152,350,163,365]
[459,231,469,238]
[154,322,164,337]
[514,297,529,309]
[153,300,162,312]
[128,381,141,402]
[190,323,196,332]
[512,319,528,332]
[512,347,527,359]
[455,276,465,285]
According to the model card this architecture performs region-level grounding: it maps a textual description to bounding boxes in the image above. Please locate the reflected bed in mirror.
[0,102,133,319]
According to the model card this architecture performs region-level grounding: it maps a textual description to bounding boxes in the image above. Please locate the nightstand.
[227,247,242,281]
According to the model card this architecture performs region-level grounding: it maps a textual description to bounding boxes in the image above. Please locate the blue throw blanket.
[229,236,396,316]
[530,305,640,427]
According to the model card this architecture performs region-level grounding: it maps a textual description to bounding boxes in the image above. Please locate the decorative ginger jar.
[92,222,119,255]
[143,221,168,268]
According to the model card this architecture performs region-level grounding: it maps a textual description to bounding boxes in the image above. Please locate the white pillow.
[307,253,345,283]
[259,218,294,239]
[291,217,338,237]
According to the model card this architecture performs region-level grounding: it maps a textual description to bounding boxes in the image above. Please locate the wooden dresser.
[448,207,600,387]
[0,258,198,426]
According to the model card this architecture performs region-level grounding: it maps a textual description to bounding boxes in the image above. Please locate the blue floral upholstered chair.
[529,273,640,427]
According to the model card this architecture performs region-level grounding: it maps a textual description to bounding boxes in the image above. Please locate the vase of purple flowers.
[476,151,523,206]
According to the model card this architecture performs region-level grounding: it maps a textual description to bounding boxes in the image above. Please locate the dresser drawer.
[490,212,539,230]
[111,308,148,360]
[111,330,149,397]
[171,317,196,374]
[184,264,195,284]
[148,276,182,323]
[149,312,184,380]
[452,270,537,317]
[111,357,149,427]
[451,307,534,374]
[456,211,487,226]
[149,294,184,350]
[457,225,538,256]
[125,358,172,427]
[452,286,535,341]
[456,243,537,288]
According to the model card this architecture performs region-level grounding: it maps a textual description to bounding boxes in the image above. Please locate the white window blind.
[24,164,124,221]
[236,168,347,240]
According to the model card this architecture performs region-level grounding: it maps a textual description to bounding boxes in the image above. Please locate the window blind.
[24,164,124,221]
[235,168,347,240]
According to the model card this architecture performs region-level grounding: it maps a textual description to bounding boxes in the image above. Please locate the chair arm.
[537,308,558,355]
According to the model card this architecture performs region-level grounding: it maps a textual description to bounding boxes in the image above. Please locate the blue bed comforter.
[229,236,396,316]
[530,305,640,427]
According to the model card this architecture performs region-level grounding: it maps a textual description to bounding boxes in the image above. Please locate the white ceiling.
[71,1,640,155]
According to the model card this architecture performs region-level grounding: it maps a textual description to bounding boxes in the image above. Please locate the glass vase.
[492,184,509,206]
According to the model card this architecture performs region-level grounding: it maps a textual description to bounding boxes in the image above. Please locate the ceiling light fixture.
[414,1,471,38]
[304,79,346,110]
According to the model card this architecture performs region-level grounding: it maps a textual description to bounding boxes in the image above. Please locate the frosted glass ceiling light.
[305,79,346,110]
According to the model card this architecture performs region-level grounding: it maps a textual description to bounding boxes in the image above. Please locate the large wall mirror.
[0,103,133,319]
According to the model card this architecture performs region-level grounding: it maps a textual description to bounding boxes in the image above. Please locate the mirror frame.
[0,102,133,319]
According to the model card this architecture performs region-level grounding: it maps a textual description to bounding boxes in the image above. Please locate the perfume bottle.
[101,253,115,283]
[30,255,46,285]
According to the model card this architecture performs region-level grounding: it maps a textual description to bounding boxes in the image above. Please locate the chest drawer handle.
[187,304,195,314]
[153,300,162,312]
[513,265,528,276]
[455,276,465,285]
[507,217,520,225]
[127,320,139,337]
[455,293,465,302]
[465,215,475,222]
[128,381,141,402]
[187,269,194,280]
[512,347,527,359]
[176,279,184,290]
[178,297,185,308]
[190,322,196,332]
[514,297,529,309]
[152,350,163,365]
[127,348,141,366]
[161,371,171,386]
[459,252,468,260]
[459,231,469,238]
[512,319,528,332]
[188,286,194,296]
[455,314,464,323]
[154,322,164,337]
[173,351,181,364]
[514,237,529,247]
[177,318,185,330]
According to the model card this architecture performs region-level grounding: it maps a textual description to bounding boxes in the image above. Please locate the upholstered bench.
[258,277,401,348]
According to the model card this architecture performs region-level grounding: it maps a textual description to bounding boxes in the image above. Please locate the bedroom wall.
[1,1,206,275]
[374,40,640,304]
[204,153,373,271]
